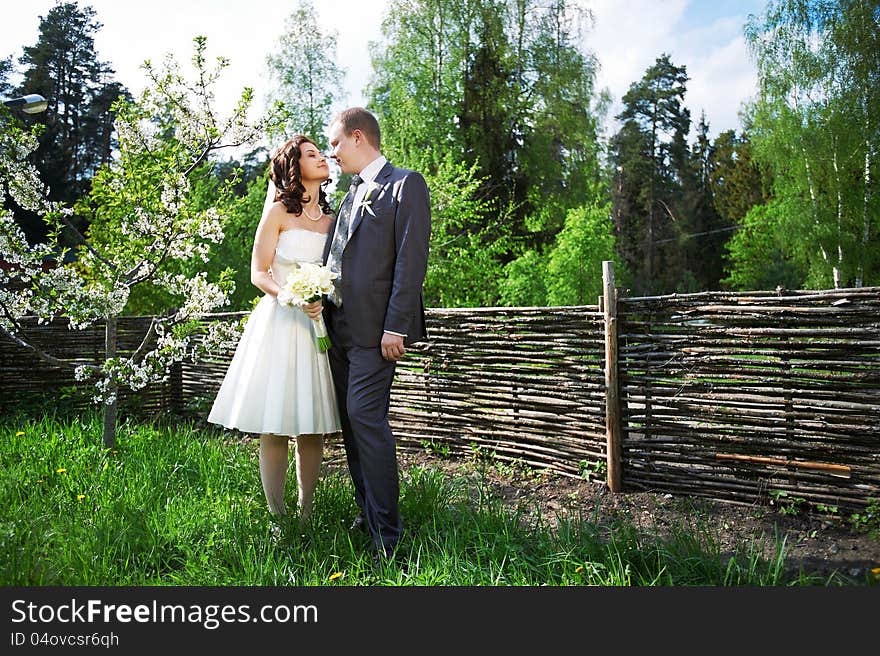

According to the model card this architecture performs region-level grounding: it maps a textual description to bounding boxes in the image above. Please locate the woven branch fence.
[0,316,173,414]
[1,265,878,509]
[614,283,880,510]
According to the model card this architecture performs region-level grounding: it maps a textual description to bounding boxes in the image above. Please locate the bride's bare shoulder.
[263,201,291,222]
[270,199,291,213]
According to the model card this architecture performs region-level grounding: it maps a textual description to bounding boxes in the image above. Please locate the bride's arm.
[250,206,282,297]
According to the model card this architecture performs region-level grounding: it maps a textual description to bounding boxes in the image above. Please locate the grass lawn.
[0,411,850,586]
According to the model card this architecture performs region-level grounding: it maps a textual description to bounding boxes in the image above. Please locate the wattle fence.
[2,269,878,510]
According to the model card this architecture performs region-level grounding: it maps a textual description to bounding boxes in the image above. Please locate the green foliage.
[370,0,604,256]
[611,53,692,295]
[676,114,730,291]
[499,249,549,307]
[769,489,807,516]
[123,162,271,315]
[422,154,510,307]
[709,130,768,225]
[546,202,619,306]
[579,458,606,481]
[723,201,808,290]
[420,439,451,459]
[207,168,272,311]
[11,2,130,242]
[849,498,880,538]
[499,201,622,307]
[17,2,121,188]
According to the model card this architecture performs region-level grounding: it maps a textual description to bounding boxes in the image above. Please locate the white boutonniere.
[358,180,383,216]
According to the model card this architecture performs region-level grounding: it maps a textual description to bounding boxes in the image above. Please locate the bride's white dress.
[208,228,340,437]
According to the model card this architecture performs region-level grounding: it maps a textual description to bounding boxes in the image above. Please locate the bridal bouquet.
[278,262,337,352]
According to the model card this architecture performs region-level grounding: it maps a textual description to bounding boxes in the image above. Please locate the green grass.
[0,411,853,586]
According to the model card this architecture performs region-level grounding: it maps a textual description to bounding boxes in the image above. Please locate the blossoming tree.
[0,37,279,447]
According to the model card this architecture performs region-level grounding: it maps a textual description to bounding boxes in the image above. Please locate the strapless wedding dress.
[208,228,341,437]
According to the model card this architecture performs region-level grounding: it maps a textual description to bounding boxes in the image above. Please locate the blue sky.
[2,0,770,144]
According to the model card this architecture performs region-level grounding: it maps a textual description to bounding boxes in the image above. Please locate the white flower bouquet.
[277,262,337,352]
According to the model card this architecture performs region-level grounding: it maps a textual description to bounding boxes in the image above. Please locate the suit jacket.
[323,161,430,348]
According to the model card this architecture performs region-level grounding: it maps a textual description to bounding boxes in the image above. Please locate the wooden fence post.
[603,261,622,492]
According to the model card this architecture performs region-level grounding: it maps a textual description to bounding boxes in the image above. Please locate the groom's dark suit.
[322,160,430,555]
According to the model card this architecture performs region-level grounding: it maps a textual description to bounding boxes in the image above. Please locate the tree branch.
[59,210,118,274]
[0,317,98,372]
[129,315,162,363]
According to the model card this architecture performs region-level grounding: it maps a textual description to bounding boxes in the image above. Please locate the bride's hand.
[301,300,323,319]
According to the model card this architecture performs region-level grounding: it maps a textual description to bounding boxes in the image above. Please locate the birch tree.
[265,0,344,150]
[739,0,879,288]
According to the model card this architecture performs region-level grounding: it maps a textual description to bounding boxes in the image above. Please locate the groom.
[323,107,430,564]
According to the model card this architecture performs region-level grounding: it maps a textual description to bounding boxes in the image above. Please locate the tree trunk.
[832,143,843,288]
[858,106,871,287]
[102,316,118,449]
[795,93,829,273]
[648,94,657,293]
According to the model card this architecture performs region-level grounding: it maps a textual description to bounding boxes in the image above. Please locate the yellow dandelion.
[77,494,86,501]
[872,567,880,578]
[329,572,343,581]
[56,468,67,474]
[575,565,584,573]
[15,431,25,436]
[37,479,44,484]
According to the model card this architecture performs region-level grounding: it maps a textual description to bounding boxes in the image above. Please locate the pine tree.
[13,2,129,243]
[677,113,727,291]
[612,53,690,294]
[18,2,127,202]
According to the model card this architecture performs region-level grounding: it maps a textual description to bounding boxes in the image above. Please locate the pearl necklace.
[302,204,323,221]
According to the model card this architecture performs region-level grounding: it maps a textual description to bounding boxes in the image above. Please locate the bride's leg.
[294,434,324,520]
[259,433,289,516]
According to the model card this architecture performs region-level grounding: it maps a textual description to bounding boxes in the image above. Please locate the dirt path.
[388,448,880,584]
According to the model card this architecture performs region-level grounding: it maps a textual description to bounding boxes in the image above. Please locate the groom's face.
[328,121,358,175]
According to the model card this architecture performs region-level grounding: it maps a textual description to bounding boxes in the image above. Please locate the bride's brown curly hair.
[269,135,334,216]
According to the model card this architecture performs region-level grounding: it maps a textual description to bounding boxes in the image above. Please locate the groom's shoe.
[371,546,407,574]
[349,512,368,534]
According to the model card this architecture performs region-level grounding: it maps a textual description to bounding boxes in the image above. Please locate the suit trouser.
[325,302,402,554]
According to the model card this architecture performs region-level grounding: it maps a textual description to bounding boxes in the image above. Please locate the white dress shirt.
[348,155,387,237]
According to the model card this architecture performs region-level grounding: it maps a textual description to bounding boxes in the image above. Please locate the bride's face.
[299,142,330,183]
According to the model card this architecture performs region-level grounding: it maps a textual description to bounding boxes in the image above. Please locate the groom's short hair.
[334,107,381,150]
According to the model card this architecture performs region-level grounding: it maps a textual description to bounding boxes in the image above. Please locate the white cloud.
[685,31,757,137]
[583,0,758,140]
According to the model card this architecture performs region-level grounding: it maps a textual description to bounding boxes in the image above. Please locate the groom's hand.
[381,332,405,361]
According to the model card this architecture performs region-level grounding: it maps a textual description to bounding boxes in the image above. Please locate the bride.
[208,135,340,520]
